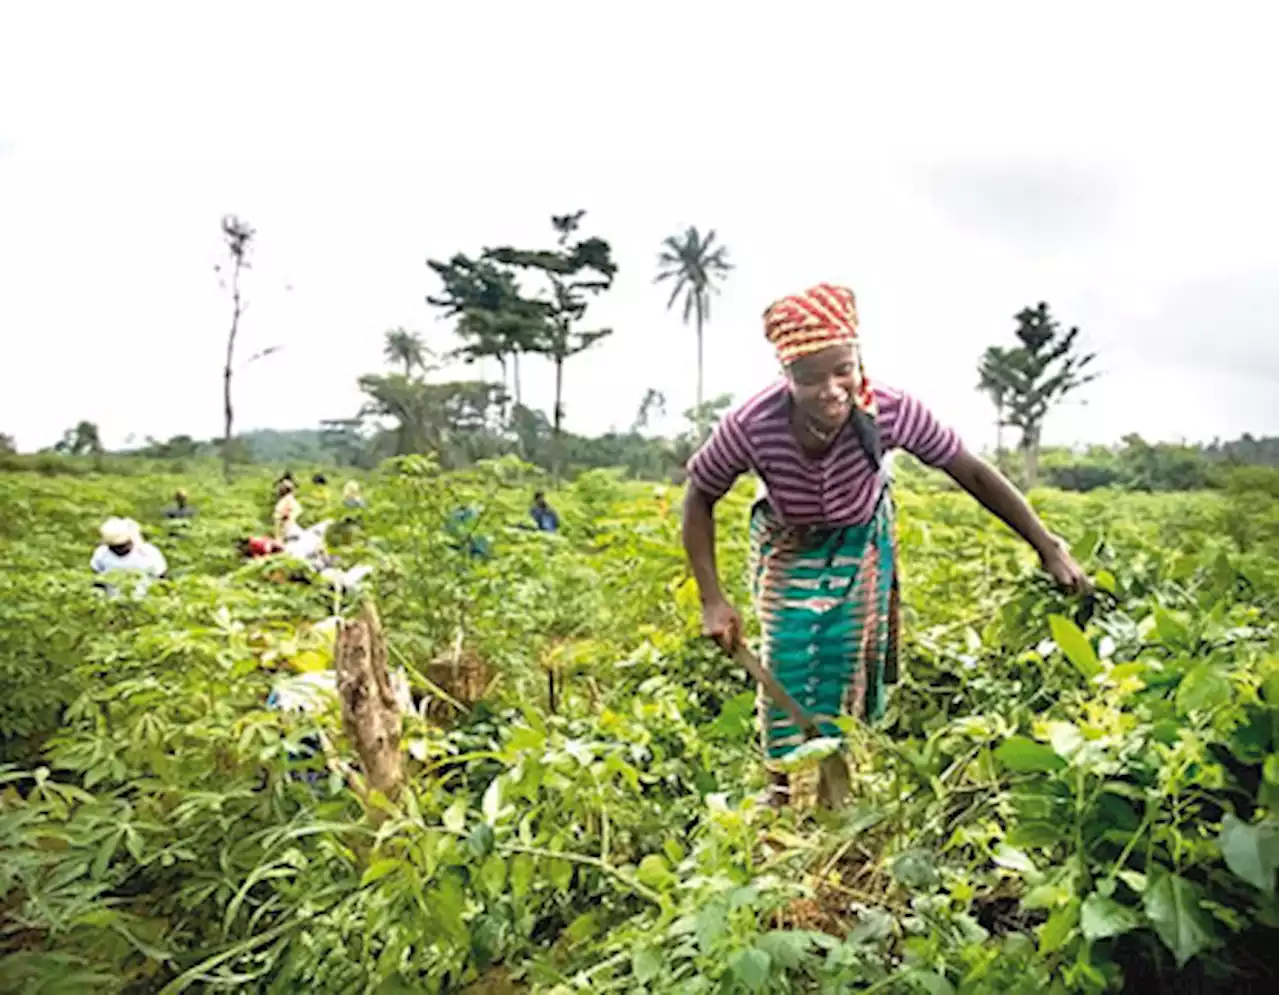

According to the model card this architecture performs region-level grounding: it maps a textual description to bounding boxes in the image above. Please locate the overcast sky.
[1,4,1276,453]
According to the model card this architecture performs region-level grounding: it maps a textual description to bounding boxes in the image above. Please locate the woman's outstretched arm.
[943,448,1091,594]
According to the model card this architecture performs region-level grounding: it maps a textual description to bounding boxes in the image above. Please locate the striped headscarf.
[763,283,877,417]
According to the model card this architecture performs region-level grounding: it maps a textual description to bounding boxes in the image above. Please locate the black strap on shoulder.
[850,408,883,467]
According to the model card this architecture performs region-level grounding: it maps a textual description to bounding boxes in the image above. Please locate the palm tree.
[654,226,733,440]
[977,345,1013,465]
[383,328,428,377]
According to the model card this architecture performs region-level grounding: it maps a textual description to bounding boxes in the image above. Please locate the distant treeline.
[2,418,1275,496]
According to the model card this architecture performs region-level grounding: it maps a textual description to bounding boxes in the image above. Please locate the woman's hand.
[702,597,744,652]
[1040,538,1091,595]
[945,452,1092,597]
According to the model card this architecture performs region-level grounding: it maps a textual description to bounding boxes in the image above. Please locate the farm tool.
[730,644,852,810]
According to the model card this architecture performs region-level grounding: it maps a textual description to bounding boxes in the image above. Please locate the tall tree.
[358,374,506,466]
[383,328,429,377]
[653,226,733,440]
[216,215,254,482]
[54,420,103,456]
[988,302,1098,489]
[426,254,548,408]
[487,210,618,478]
[976,345,1013,463]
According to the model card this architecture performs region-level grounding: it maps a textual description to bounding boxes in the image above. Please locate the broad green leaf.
[1049,614,1101,679]
[442,798,466,833]
[360,858,403,887]
[1261,664,1279,708]
[891,850,941,890]
[466,822,495,858]
[564,910,599,945]
[636,853,675,890]
[992,844,1037,875]
[695,901,728,950]
[757,930,811,968]
[632,946,661,983]
[1217,814,1278,895]
[995,736,1067,773]
[850,907,894,943]
[1175,664,1232,717]
[1045,721,1085,760]
[510,852,534,898]
[1143,870,1216,967]
[1153,607,1190,647]
[549,858,573,892]
[1080,892,1140,940]
[1038,898,1079,953]
[1094,569,1117,594]
[728,947,771,992]
[903,968,956,995]
[477,853,506,897]
[430,875,467,945]
[481,774,503,825]
[1023,879,1074,910]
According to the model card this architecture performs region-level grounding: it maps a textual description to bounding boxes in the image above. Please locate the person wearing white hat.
[91,518,167,596]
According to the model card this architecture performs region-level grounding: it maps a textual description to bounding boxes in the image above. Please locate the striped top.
[687,381,963,526]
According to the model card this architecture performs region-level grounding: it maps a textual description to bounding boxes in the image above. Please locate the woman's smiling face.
[786,343,857,433]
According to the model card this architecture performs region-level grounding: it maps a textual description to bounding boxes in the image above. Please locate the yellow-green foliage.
[0,461,1275,993]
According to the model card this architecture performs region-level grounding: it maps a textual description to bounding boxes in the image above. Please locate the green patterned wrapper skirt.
[748,493,901,768]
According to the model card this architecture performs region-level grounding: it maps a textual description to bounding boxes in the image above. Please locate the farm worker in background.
[240,535,284,559]
[446,506,492,560]
[282,520,335,571]
[91,517,167,596]
[163,489,196,519]
[530,491,559,533]
[274,479,302,539]
[683,283,1090,807]
[311,472,330,503]
[343,480,366,509]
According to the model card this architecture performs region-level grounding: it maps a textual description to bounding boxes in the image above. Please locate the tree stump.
[335,601,404,804]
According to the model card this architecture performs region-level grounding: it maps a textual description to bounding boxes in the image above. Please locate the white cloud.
[1,3,1275,452]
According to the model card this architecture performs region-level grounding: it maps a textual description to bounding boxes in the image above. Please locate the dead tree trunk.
[335,601,404,807]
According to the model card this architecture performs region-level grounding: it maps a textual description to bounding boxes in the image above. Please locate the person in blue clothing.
[530,491,559,533]
[446,506,492,559]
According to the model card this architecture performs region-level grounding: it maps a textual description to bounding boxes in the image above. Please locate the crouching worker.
[91,518,167,597]
[164,489,196,519]
[239,535,284,559]
[342,480,366,509]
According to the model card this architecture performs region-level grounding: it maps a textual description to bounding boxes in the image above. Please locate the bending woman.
[682,283,1089,804]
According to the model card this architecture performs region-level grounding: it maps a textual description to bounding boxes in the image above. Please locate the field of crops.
[1,459,1276,994]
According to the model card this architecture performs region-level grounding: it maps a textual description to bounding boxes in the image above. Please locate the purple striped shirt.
[687,381,964,526]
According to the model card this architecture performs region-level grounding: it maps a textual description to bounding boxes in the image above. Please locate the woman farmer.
[683,283,1089,805]
[273,479,302,539]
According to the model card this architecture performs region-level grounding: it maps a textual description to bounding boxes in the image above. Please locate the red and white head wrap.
[763,283,876,416]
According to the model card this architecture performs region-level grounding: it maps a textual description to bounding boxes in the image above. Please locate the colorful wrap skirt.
[748,492,901,768]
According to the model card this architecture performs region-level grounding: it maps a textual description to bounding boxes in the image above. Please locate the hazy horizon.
[2,5,1276,455]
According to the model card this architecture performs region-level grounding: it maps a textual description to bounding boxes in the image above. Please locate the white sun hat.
[100,517,141,546]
